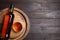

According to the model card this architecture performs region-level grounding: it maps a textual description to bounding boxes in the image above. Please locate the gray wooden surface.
[0,0,60,40]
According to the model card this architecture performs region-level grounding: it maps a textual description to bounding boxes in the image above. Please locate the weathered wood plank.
[24,33,60,40]
[30,19,60,25]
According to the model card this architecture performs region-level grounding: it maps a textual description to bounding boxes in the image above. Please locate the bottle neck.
[9,3,14,13]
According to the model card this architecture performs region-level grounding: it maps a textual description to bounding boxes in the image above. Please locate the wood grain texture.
[0,0,60,40]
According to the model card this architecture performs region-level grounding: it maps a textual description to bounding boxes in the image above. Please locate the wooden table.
[0,0,60,40]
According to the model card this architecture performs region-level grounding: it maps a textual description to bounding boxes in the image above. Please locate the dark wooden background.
[0,0,60,40]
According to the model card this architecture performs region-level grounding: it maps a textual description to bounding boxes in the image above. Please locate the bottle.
[1,3,14,40]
